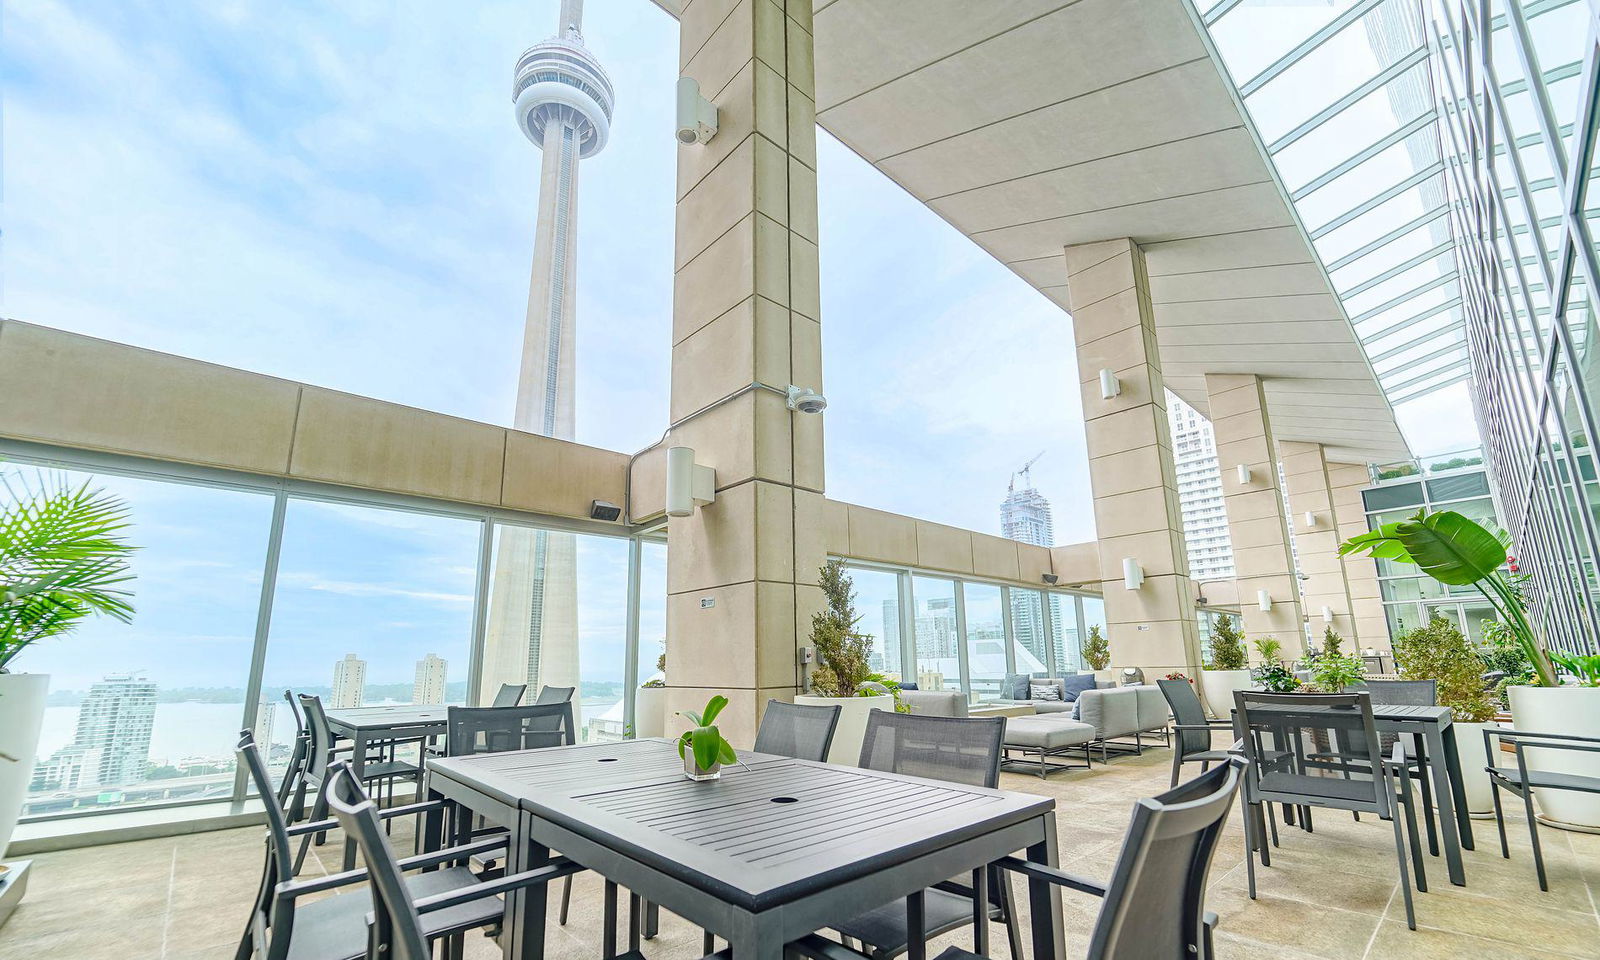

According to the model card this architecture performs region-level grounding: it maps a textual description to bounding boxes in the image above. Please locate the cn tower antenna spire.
[560,0,583,35]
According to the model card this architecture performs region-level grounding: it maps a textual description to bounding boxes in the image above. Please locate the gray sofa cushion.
[899,689,968,718]
[1075,687,1140,739]
[1004,716,1096,749]
[1132,685,1170,732]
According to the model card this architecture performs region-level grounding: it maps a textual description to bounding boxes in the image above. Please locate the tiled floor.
[3,742,1597,960]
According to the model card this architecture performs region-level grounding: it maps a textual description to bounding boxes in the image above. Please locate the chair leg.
[1414,760,1439,856]
[1491,780,1510,858]
[559,874,573,925]
[1389,797,1417,930]
[602,881,618,960]
[1242,800,1259,900]
[998,862,1024,960]
[1170,748,1183,788]
[703,931,716,954]
[1397,771,1427,893]
[1256,802,1273,869]
[292,789,328,874]
[1266,801,1280,849]
[1521,786,1549,892]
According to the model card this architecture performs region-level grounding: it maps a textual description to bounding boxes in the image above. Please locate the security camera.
[1041,574,1059,585]
[676,77,718,145]
[785,385,827,414]
[589,500,622,522]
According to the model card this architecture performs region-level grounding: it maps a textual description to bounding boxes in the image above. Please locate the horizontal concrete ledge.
[7,798,269,856]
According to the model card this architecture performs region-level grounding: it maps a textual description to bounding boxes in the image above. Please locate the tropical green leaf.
[680,709,703,726]
[1392,510,1507,586]
[717,739,736,765]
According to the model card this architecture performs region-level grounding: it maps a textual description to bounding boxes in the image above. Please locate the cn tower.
[482,0,614,724]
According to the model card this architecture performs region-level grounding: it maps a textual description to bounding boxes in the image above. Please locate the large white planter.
[0,673,49,856]
[1199,669,1253,718]
[794,694,895,765]
[634,685,667,740]
[1509,685,1600,830]
[1452,719,1500,816]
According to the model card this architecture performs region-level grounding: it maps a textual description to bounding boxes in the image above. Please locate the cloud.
[275,571,472,607]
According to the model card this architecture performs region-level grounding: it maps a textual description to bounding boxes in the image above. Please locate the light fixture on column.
[675,77,719,144]
[1303,511,1317,528]
[785,384,828,414]
[1122,558,1144,590]
[1099,369,1121,400]
[1321,606,1334,624]
[665,446,717,517]
[1236,464,1252,484]
[1257,589,1273,611]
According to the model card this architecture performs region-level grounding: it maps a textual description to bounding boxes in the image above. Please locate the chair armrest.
[284,798,446,837]
[411,857,582,915]
[277,835,511,898]
[790,934,872,960]
[1172,723,1235,731]
[1498,729,1600,753]
[996,856,1107,897]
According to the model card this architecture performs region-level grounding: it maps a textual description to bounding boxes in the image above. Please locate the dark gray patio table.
[325,703,449,868]
[1235,701,1474,885]
[426,737,1065,960]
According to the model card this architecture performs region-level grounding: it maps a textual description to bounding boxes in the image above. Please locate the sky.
[3,0,1480,704]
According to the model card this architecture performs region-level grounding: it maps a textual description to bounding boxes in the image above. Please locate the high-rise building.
[1165,392,1234,583]
[71,673,156,787]
[331,653,366,709]
[1000,484,1054,548]
[412,653,448,705]
[481,0,614,726]
[252,700,276,749]
[1000,470,1063,672]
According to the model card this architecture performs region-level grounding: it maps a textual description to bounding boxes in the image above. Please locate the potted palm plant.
[1341,508,1600,828]
[1199,615,1251,717]
[795,561,893,764]
[0,471,135,853]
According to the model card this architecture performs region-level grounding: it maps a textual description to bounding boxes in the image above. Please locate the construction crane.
[1009,450,1046,493]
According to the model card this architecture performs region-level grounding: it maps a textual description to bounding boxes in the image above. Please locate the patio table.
[426,737,1064,960]
[325,703,450,868]
[1235,701,1474,885]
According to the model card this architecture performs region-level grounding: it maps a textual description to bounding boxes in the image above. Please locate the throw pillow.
[1059,674,1098,702]
[1003,672,1030,700]
[1029,684,1063,701]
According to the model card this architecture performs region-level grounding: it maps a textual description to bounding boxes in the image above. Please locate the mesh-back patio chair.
[445,702,575,757]
[1233,691,1427,929]
[752,698,841,761]
[320,762,581,960]
[289,694,421,873]
[492,682,528,707]
[1342,679,1440,853]
[232,732,522,960]
[1157,678,1238,787]
[818,713,1020,960]
[1485,728,1600,890]
[534,684,576,704]
[789,758,1247,960]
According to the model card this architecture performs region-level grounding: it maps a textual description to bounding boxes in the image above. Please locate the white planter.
[1199,669,1253,719]
[794,694,895,765]
[0,673,49,856]
[634,685,667,740]
[1509,685,1600,830]
[1452,719,1500,816]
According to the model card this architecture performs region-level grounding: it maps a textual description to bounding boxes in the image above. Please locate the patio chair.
[289,694,422,872]
[232,733,539,960]
[790,757,1246,960]
[1157,678,1238,787]
[534,684,576,704]
[320,762,582,960]
[1233,691,1427,929]
[1485,728,1600,890]
[1345,679,1440,853]
[752,698,841,761]
[823,712,1023,960]
[492,682,528,707]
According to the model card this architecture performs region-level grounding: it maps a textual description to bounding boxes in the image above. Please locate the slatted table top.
[325,703,451,731]
[430,738,1054,910]
[1236,701,1453,724]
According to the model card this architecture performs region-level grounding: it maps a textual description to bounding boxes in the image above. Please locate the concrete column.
[1205,374,1307,655]
[1066,238,1203,679]
[1329,460,1389,651]
[664,0,823,746]
[1280,441,1358,649]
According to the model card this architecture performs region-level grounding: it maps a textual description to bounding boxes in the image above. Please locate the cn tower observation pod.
[512,37,616,158]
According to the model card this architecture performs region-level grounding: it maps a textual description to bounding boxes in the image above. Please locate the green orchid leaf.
[679,709,703,726]
[700,694,729,726]
[717,739,737,765]
[692,725,720,770]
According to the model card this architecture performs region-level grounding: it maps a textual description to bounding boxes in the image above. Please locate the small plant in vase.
[676,694,737,781]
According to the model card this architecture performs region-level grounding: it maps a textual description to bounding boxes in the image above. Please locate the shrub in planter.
[1322,626,1345,659]
[1081,624,1110,671]
[1252,636,1282,664]
[1205,615,1247,670]
[1393,613,1498,813]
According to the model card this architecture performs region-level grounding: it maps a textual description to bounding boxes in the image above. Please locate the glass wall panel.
[845,566,905,678]
[1075,595,1103,675]
[572,534,632,743]
[637,540,667,688]
[1009,589,1052,677]
[960,583,1006,703]
[17,470,273,817]
[260,500,479,780]
[910,576,959,690]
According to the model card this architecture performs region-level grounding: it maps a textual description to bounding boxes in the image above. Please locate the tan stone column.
[1329,460,1389,651]
[1205,374,1307,656]
[664,0,823,747]
[1280,441,1358,651]
[1067,238,1203,680]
